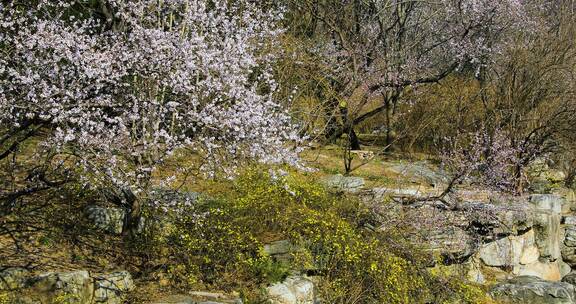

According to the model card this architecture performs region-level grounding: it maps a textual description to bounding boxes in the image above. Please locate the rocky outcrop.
[490,276,576,304]
[85,206,126,235]
[321,175,364,192]
[0,267,29,291]
[263,240,301,265]
[93,271,135,304]
[562,215,576,268]
[328,163,576,287]
[266,276,315,304]
[28,270,94,304]
[1,270,134,304]
[151,292,243,304]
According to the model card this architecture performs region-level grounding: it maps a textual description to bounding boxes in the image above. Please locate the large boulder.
[263,240,302,264]
[266,276,315,304]
[85,206,126,235]
[479,229,539,267]
[93,271,135,303]
[0,268,29,291]
[526,159,566,194]
[322,175,364,192]
[562,271,576,286]
[28,270,94,304]
[490,276,576,304]
[384,161,450,187]
[152,292,242,304]
[513,261,562,281]
[85,205,146,235]
[529,195,563,262]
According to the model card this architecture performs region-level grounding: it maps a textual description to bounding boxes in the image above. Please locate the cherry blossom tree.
[281,0,536,150]
[0,0,303,234]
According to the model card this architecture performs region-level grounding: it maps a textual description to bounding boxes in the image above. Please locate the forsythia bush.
[147,167,491,303]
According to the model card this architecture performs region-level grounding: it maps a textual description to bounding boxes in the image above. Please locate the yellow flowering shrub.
[150,166,489,303]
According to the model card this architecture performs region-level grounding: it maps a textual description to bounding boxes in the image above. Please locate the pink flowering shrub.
[441,127,521,193]
[0,1,303,212]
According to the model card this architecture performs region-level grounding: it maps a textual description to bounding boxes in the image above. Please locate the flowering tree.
[281,0,535,150]
[440,128,521,194]
[0,1,302,234]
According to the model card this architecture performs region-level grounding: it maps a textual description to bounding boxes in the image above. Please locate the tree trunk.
[121,188,141,239]
[323,97,341,143]
[348,128,361,150]
[513,163,524,195]
[385,97,393,151]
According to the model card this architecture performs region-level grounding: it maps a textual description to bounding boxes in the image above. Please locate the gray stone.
[490,276,575,304]
[526,159,566,194]
[85,206,125,235]
[564,216,576,226]
[480,237,513,267]
[559,261,572,278]
[264,240,295,256]
[85,205,145,235]
[565,227,576,247]
[513,261,562,281]
[322,175,364,192]
[29,270,94,304]
[562,271,576,285]
[267,276,315,304]
[0,268,29,290]
[530,194,564,214]
[149,189,201,207]
[533,211,562,262]
[426,225,476,263]
[93,271,135,303]
[479,229,540,268]
[152,293,242,304]
[562,244,576,267]
[263,240,301,264]
[385,161,450,187]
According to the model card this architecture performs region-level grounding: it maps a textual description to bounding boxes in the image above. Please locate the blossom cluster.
[312,0,533,91]
[441,127,521,193]
[0,1,302,197]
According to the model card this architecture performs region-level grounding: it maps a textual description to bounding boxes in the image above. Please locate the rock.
[264,240,295,256]
[527,159,566,194]
[562,271,576,285]
[479,229,539,267]
[28,270,94,304]
[530,194,565,214]
[85,205,145,235]
[531,195,565,215]
[562,244,576,267]
[384,161,450,187]
[480,237,513,267]
[85,206,125,235]
[559,261,572,278]
[149,188,201,206]
[513,261,562,281]
[267,276,314,304]
[565,227,576,247]
[533,212,562,261]
[426,225,475,263]
[152,293,242,304]
[322,175,364,192]
[467,266,486,284]
[0,268,29,290]
[263,240,301,264]
[93,271,135,303]
[490,276,575,304]
[564,216,576,226]
[562,226,576,267]
[472,201,534,237]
